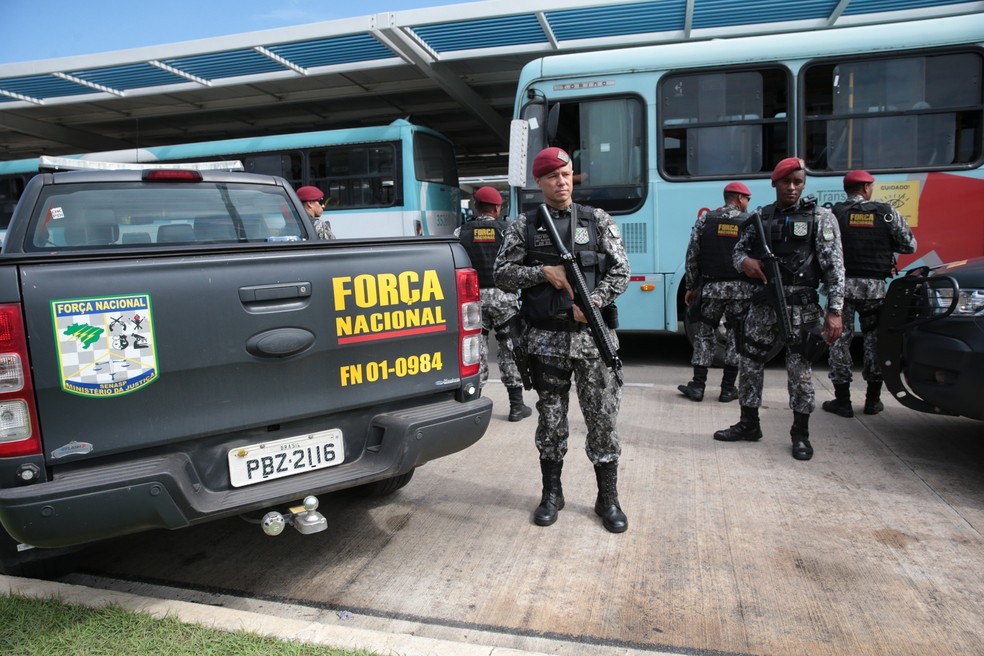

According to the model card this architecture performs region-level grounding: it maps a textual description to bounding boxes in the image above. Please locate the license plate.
[228,428,343,488]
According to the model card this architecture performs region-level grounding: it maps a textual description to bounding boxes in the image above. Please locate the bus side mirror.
[508,119,529,188]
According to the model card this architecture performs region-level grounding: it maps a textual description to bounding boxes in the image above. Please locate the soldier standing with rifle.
[678,181,755,403]
[821,170,916,418]
[455,186,532,421]
[493,147,630,533]
[713,157,846,461]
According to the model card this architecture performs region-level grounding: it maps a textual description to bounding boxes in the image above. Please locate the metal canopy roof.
[0,0,980,177]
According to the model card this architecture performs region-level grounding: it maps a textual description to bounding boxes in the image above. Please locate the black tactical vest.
[458,217,508,288]
[833,200,896,279]
[522,204,609,320]
[699,207,748,281]
[760,199,822,288]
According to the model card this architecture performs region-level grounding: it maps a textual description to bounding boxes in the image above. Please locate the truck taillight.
[143,169,203,182]
[0,305,41,458]
[456,268,482,378]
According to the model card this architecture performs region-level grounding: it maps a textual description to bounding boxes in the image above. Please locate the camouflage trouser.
[531,353,621,465]
[738,302,818,414]
[479,300,523,389]
[692,297,748,369]
[828,298,883,386]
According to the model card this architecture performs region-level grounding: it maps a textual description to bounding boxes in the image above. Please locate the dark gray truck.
[0,166,491,575]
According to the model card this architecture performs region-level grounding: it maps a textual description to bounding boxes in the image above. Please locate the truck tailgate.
[19,243,463,463]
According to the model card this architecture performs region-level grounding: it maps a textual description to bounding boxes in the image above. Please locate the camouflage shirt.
[494,204,630,359]
[734,197,846,313]
[312,218,335,240]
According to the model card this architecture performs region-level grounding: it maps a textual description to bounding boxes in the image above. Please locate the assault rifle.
[537,204,624,386]
[748,210,826,362]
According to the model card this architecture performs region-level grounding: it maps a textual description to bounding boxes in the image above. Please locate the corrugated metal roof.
[267,34,395,68]
[161,49,287,80]
[1,0,977,103]
[411,15,546,53]
[546,2,687,40]
[0,74,97,101]
[0,0,980,166]
[692,0,839,29]
[69,63,187,91]
[844,0,970,14]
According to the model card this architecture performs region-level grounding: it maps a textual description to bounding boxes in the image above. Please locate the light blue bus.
[0,118,461,239]
[508,14,984,333]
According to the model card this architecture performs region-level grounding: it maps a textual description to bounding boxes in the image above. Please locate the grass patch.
[0,594,379,656]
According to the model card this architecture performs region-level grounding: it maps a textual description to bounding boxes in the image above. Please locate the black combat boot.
[864,381,885,415]
[507,386,533,421]
[677,365,707,402]
[593,462,628,533]
[791,411,813,461]
[533,460,564,526]
[718,366,738,403]
[822,383,854,417]
[713,405,763,441]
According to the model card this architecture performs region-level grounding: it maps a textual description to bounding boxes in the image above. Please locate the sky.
[0,0,475,64]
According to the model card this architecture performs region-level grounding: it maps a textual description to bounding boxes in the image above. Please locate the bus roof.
[523,14,984,83]
[0,118,447,176]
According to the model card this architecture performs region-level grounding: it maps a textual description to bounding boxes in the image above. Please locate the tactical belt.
[749,288,819,306]
[529,315,589,332]
[785,290,819,306]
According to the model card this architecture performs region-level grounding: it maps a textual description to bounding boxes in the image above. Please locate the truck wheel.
[356,470,415,498]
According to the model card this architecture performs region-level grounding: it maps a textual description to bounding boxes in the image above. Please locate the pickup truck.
[878,257,984,421]
[0,166,492,576]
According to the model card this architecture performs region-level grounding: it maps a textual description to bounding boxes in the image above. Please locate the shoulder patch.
[608,223,621,240]
[822,225,835,241]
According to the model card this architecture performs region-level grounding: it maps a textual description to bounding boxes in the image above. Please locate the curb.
[0,574,551,656]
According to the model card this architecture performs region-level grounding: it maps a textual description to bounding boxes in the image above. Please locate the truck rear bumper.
[0,396,492,549]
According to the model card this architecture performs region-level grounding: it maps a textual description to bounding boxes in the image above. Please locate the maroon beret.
[843,170,874,185]
[296,186,324,202]
[771,157,805,182]
[532,147,572,178]
[474,186,502,205]
[724,181,751,196]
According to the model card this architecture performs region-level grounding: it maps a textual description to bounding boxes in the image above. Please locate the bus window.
[659,68,788,179]
[804,51,984,171]
[242,153,297,181]
[309,144,400,210]
[414,133,458,187]
[1,175,28,233]
[525,96,644,214]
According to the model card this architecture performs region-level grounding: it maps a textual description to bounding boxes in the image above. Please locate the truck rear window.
[28,182,306,250]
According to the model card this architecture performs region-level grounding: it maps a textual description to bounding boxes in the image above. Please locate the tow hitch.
[260,496,327,536]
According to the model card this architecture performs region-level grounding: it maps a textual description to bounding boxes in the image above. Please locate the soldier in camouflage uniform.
[822,170,917,418]
[678,181,757,403]
[713,157,846,461]
[493,147,630,533]
[455,186,532,421]
[296,186,336,240]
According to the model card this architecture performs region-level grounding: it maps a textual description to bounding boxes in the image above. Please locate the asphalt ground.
[5,333,983,656]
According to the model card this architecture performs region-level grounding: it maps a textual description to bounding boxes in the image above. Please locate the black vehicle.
[0,165,491,576]
[878,257,984,420]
